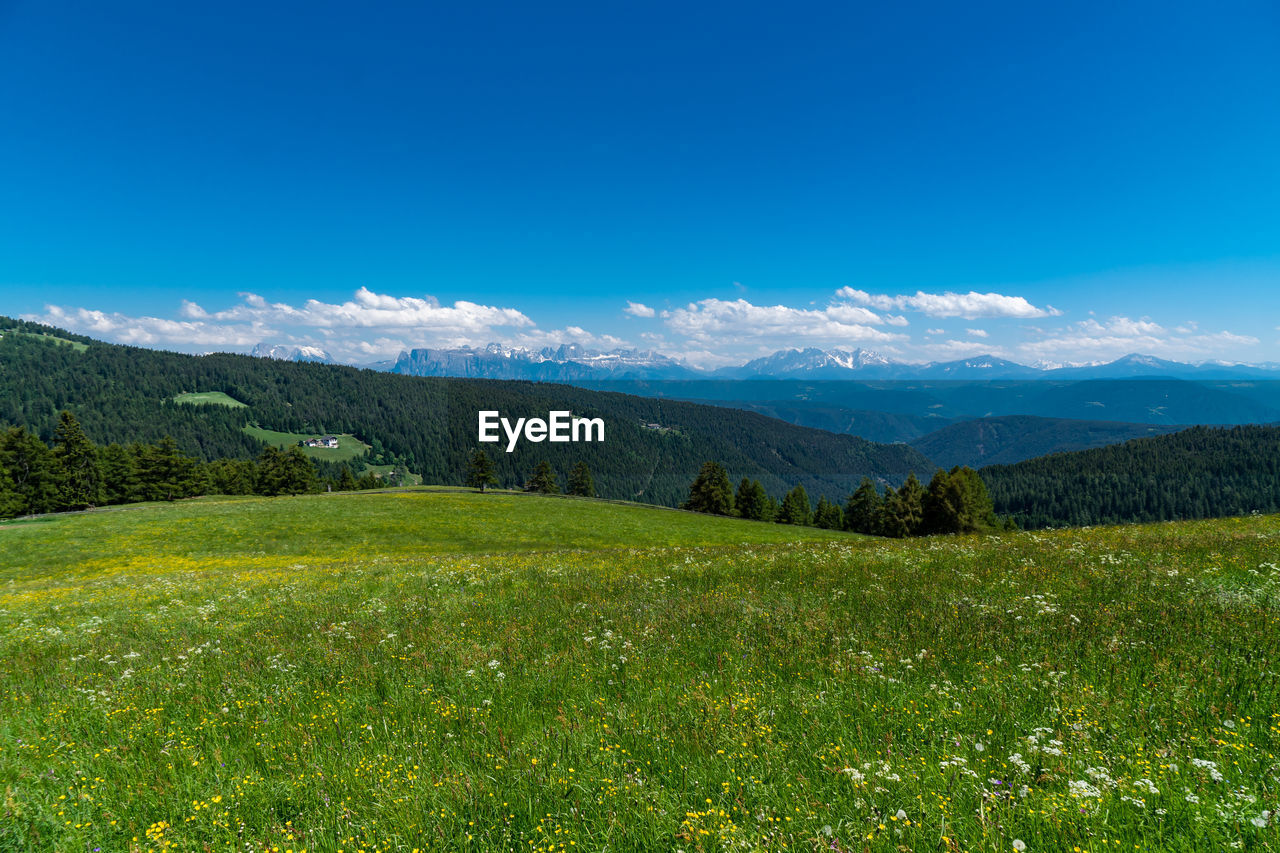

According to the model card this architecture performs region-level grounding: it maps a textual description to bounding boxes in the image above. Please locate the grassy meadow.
[172,392,248,409]
[1,491,1278,852]
[241,427,372,464]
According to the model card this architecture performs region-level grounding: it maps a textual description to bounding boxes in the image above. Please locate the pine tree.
[567,461,595,497]
[134,437,197,501]
[337,465,358,491]
[777,484,812,525]
[526,460,560,494]
[99,443,141,504]
[0,426,61,515]
[844,477,882,535]
[681,461,735,515]
[281,447,317,495]
[0,466,24,519]
[922,468,959,534]
[923,466,996,534]
[880,473,925,538]
[466,449,498,492]
[208,458,257,495]
[253,446,286,496]
[52,410,103,509]
[814,495,843,529]
[735,477,771,521]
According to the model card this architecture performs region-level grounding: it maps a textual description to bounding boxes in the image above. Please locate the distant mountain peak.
[392,342,694,380]
[371,343,1280,381]
[251,342,332,363]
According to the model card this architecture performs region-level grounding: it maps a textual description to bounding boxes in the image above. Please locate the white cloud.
[926,328,945,335]
[836,287,1060,319]
[30,305,270,347]
[1016,315,1259,363]
[1077,316,1164,337]
[836,288,899,312]
[25,288,618,363]
[624,301,656,318]
[202,286,535,333]
[923,339,1010,359]
[966,328,989,338]
[660,298,905,347]
[884,314,909,327]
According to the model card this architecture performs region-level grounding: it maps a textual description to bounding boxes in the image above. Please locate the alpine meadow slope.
[2,491,1277,851]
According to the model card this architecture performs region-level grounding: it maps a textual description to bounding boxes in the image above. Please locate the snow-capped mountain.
[720,347,895,378]
[250,343,332,363]
[915,356,1042,379]
[391,343,695,380]
[383,344,1280,382]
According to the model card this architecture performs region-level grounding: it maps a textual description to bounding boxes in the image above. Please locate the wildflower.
[1013,841,1027,852]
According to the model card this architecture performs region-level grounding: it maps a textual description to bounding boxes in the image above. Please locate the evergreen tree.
[880,473,925,538]
[0,426,61,515]
[136,437,197,501]
[99,443,141,504]
[52,410,103,509]
[281,447,317,495]
[255,446,289,496]
[844,477,882,535]
[208,458,257,495]
[0,466,23,519]
[466,449,498,492]
[777,484,812,525]
[337,465,358,491]
[567,461,595,497]
[923,466,996,534]
[734,477,771,521]
[681,461,735,515]
[814,495,843,529]
[526,460,560,494]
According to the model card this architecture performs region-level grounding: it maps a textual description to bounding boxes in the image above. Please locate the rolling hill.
[0,316,931,506]
[911,415,1184,468]
[981,424,1280,527]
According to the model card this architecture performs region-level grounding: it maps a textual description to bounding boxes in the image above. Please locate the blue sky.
[2,0,1278,367]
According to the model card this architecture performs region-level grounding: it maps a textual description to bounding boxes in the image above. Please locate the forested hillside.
[0,317,930,506]
[912,415,1183,468]
[981,424,1280,527]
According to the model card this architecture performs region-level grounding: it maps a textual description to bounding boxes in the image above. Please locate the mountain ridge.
[374,342,1280,382]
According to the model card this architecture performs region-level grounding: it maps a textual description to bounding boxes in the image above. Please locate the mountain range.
[250,342,332,363]
[389,343,691,381]
[342,343,1280,382]
[1,317,930,506]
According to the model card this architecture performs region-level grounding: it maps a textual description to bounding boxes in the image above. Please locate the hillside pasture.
[0,493,1277,852]
[173,391,248,408]
[242,425,372,463]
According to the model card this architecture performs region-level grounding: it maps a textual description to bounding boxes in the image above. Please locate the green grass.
[0,329,89,351]
[173,391,248,408]
[1,492,1278,852]
[243,425,372,463]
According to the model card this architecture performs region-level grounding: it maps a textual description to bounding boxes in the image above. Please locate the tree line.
[678,460,1007,537]
[0,411,389,519]
[981,424,1280,528]
[466,450,596,497]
